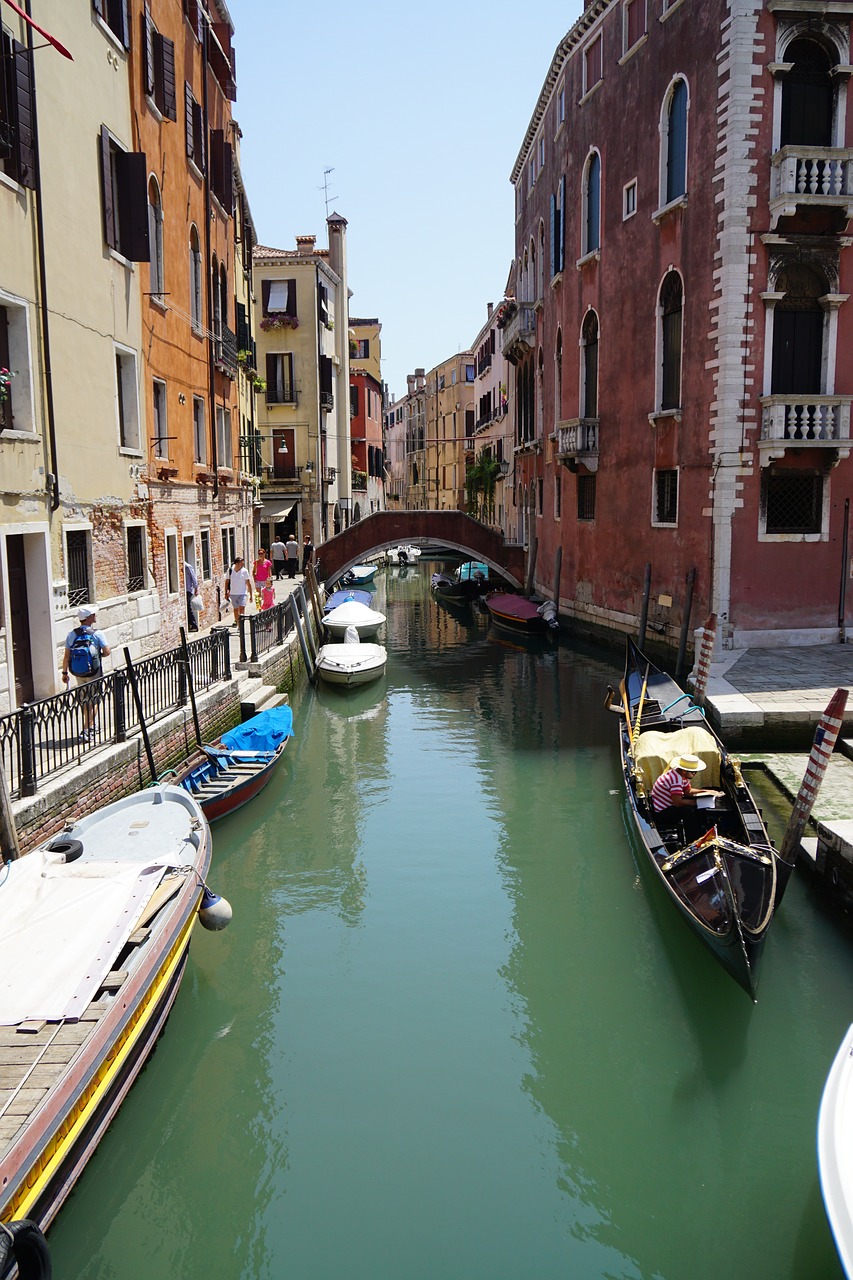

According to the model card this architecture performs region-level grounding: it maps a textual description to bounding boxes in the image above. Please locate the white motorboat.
[323,600,386,640]
[315,626,387,687]
[391,545,421,565]
[339,564,377,586]
[819,1021,853,1276]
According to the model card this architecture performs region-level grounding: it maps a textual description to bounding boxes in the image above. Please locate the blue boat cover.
[324,589,373,613]
[220,704,294,753]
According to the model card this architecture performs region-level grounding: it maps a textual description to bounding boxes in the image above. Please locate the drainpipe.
[201,17,218,498]
[25,1,59,512]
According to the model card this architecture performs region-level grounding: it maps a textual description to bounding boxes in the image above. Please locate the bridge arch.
[317,511,525,588]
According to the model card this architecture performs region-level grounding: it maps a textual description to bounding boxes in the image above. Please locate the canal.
[51,563,853,1279]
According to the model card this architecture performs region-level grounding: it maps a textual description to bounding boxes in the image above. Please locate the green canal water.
[51,565,853,1279]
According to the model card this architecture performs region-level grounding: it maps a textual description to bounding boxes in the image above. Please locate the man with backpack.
[61,605,111,744]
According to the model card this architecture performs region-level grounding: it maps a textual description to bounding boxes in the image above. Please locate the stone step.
[240,685,286,720]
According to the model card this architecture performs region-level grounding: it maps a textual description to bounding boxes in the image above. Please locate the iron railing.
[1,628,232,799]
[237,598,295,663]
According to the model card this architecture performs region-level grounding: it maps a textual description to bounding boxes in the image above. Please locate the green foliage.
[465,454,501,523]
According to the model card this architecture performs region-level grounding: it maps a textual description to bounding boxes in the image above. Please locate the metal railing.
[237,597,296,663]
[0,628,231,799]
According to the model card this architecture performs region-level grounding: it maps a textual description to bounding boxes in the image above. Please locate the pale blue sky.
[228,1,584,400]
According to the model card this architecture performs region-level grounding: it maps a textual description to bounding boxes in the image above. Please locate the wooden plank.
[41,1044,81,1066]
[17,1021,46,1034]
[0,1118,25,1141]
[128,927,151,946]
[98,971,128,992]
[25,1064,66,1089]
[0,1048,51,1067]
[4,1088,48,1115]
[135,877,183,930]
[0,1026,57,1048]
[53,1022,96,1046]
[0,1067,31,1091]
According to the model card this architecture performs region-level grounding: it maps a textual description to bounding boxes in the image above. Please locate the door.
[771,308,823,395]
[7,536,34,705]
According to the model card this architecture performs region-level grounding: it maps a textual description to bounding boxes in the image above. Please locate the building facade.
[424,353,476,512]
[469,302,513,535]
[349,317,385,517]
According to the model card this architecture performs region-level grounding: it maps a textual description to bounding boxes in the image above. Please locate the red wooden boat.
[173,704,292,822]
[482,592,559,634]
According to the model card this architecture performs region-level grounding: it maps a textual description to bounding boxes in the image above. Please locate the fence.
[0,628,232,799]
[237,597,296,663]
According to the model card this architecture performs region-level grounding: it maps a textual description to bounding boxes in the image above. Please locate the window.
[781,39,833,150]
[126,525,146,592]
[221,526,236,571]
[148,177,164,302]
[266,353,295,404]
[209,128,233,212]
[262,279,297,319]
[538,135,545,170]
[465,364,475,382]
[654,468,679,525]
[66,529,92,607]
[623,0,646,54]
[142,8,176,120]
[771,263,826,396]
[555,330,563,424]
[551,175,566,276]
[663,79,688,205]
[100,127,150,261]
[0,297,34,435]
[537,478,544,516]
[165,531,179,594]
[189,226,203,332]
[582,311,599,418]
[152,379,168,456]
[558,83,566,126]
[659,272,683,411]
[183,0,205,41]
[193,395,206,463]
[555,470,562,520]
[0,30,36,189]
[115,346,140,449]
[200,528,212,580]
[764,471,823,535]
[577,474,596,521]
[350,384,359,417]
[529,154,536,189]
[623,179,637,220]
[451,369,457,386]
[583,35,602,96]
[352,338,369,359]
[185,85,205,170]
[216,404,232,468]
[583,151,601,256]
[92,0,130,48]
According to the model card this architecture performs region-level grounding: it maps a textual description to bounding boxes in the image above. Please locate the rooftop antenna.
[320,167,338,219]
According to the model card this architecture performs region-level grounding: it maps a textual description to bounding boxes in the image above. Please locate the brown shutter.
[286,278,297,318]
[12,41,36,190]
[184,83,194,158]
[261,280,271,316]
[115,150,150,261]
[210,128,223,202]
[100,126,117,250]
[0,306,11,430]
[155,34,176,120]
[222,140,233,214]
[266,352,276,400]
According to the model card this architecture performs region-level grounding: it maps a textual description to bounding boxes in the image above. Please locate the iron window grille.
[764,471,823,534]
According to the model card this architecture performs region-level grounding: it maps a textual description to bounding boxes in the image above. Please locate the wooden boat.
[431,562,490,604]
[323,600,386,640]
[614,637,791,999]
[323,588,373,613]
[316,627,387,687]
[172,704,292,822]
[819,1021,853,1277]
[483,591,558,633]
[0,786,218,1268]
[339,564,377,586]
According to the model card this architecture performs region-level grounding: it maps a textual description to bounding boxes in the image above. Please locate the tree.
[465,454,501,523]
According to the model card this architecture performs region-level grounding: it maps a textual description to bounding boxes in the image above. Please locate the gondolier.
[651,754,720,812]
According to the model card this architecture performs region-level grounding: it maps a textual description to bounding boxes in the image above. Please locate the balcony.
[554,418,600,472]
[769,146,853,228]
[214,325,238,378]
[266,387,299,406]
[758,394,852,465]
[320,391,334,411]
[499,304,536,365]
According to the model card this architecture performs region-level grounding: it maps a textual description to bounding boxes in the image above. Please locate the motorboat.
[339,564,377,586]
[323,600,386,640]
[482,592,559,633]
[613,636,790,999]
[172,704,292,822]
[316,625,387,687]
[323,588,373,614]
[432,561,490,604]
[390,545,421,565]
[0,786,224,1269]
[819,1021,853,1277]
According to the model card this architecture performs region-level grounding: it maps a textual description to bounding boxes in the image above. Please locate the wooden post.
[638,563,651,650]
[179,627,203,747]
[296,585,318,661]
[693,613,718,707]
[552,545,562,610]
[305,562,324,631]
[0,766,21,861]
[124,648,158,784]
[290,596,316,682]
[526,536,538,597]
[675,567,696,679]
[780,688,849,865]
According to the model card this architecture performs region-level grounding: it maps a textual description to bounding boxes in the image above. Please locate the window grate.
[66,530,90,607]
[765,472,822,534]
[127,526,146,593]
[655,469,678,524]
[577,474,596,521]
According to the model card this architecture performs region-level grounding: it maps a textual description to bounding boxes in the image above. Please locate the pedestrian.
[285,533,299,579]
[253,547,273,602]
[61,605,111,744]
[184,560,199,632]
[271,536,287,580]
[224,555,253,627]
[301,534,315,577]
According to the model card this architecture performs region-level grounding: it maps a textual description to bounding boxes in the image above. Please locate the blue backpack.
[68,627,102,677]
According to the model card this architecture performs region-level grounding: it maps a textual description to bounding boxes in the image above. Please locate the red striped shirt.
[651,767,691,812]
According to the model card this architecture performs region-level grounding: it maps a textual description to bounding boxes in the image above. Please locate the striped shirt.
[651,767,691,813]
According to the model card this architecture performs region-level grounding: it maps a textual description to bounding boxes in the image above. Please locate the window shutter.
[285,278,297,318]
[666,81,688,203]
[261,280,271,316]
[550,194,556,278]
[185,83,194,159]
[350,385,359,416]
[559,175,566,271]
[100,126,117,250]
[12,40,36,190]
[210,128,224,203]
[320,355,333,396]
[236,301,248,351]
[192,101,205,170]
[142,8,154,96]
[116,150,150,261]
[155,34,176,121]
[222,139,233,213]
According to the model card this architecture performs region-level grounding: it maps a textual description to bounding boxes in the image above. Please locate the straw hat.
[670,754,705,774]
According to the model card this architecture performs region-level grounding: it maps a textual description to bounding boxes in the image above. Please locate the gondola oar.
[124,647,157,784]
[779,687,849,865]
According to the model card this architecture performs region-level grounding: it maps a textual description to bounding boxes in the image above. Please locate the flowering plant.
[494,300,517,331]
[260,314,299,332]
[0,367,15,403]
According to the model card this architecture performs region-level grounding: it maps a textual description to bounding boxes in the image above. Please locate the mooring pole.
[675,568,696,679]
[839,497,850,644]
[296,585,318,661]
[124,648,158,783]
[552,545,562,610]
[638,563,652,650]
[290,596,316,682]
[526,536,538,597]
[179,627,203,747]
[780,688,849,865]
[693,613,718,707]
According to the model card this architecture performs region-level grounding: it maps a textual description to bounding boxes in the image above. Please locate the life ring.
[0,1219,52,1280]
[44,837,84,863]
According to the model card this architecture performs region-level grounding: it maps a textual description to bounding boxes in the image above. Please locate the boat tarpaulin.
[220,704,294,753]
[633,725,722,793]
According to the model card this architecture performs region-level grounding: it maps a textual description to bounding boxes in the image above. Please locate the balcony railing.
[214,324,238,378]
[266,386,298,406]
[555,418,600,472]
[758,394,852,464]
[499,304,536,365]
[769,146,853,227]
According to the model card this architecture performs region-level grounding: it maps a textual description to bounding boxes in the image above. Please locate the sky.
[227,0,585,401]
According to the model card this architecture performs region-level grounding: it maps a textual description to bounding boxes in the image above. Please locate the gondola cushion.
[633,726,721,793]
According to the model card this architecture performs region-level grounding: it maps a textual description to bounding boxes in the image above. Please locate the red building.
[349,368,385,519]
[508,0,853,653]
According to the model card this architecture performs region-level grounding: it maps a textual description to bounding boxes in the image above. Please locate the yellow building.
[424,352,476,511]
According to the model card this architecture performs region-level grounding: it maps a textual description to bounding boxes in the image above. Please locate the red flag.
[1,0,73,59]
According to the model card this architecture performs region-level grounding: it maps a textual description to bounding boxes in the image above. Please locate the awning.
[261,501,297,522]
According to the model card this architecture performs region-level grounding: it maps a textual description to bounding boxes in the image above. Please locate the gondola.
[612,636,793,1000]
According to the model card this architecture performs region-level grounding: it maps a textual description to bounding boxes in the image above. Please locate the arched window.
[522,250,529,303]
[583,150,601,254]
[537,347,544,438]
[781,39,833,148]
[189,226,202,333]
[148,177,164,302]
[771,262,827,395]
[555,329,563,425]
[581,311,599,417]
[664,79,688,203]
[659,271,683,410]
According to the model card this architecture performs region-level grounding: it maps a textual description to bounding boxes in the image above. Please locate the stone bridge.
[317,511,525,587]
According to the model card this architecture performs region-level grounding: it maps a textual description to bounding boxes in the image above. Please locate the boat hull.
[483,593,555,634]
[819,1021,853,1278]
[175,744,284,821]
[316,642,386,686]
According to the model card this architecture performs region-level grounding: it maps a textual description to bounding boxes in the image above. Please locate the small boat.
[323,588,373,614]
[0,786,222,1264]
[432,561,490,604]
[613,636,791,999]
[316,626,387,687]
[457,560,489,584]
[483,592,559,633]
[339,564,377,586]
[323,600,386,640]
[390,545,421,565]
[172,703,292,821]
[819,1022,853,1277]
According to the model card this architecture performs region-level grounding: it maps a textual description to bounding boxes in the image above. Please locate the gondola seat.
[633,726,722,795]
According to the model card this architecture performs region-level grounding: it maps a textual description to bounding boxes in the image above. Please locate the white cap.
[77,605,96,620]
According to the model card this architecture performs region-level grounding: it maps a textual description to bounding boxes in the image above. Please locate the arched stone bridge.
[317,511,525,587]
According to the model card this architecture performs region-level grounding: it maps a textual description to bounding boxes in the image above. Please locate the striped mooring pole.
[693,613,717,706]
[780,687,849,865]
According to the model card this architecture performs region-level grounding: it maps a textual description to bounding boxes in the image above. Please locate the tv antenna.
[320,167,338,218]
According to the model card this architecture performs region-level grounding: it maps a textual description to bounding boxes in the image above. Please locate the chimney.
[407,374,415,395]
[487,302,493,318]
[415,367,426,390]
[295,234,316,252]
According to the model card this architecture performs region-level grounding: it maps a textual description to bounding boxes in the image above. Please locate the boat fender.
[43,837,84,863]
[343,626,361,646]
[198,885,233,931]
[0,1219,53,1280]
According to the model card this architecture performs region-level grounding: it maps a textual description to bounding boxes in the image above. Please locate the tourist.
[285,534,299,579]
[184,560,199,632]
[271,536,287,580]
[224,556,253,627]
[651,754,720,814]
[302,534,315,577]
[61,605,111,743]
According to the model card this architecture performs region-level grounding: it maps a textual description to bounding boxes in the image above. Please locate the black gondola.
[612,637,794,1000]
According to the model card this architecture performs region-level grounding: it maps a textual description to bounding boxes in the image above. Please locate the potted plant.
[260,314,299,332]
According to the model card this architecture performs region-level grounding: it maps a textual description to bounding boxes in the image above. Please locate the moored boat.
[613,636,791,999]
[0,786,220,1265]
[172,704,292,821]
[431,571,468,603]
[483,592,558,633]
[391,545,421,564]
[323,588,373,614]
[819,1021,853,1278]
[316,626,387,687]
[339,564,377,586]
[323,600,386,640]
